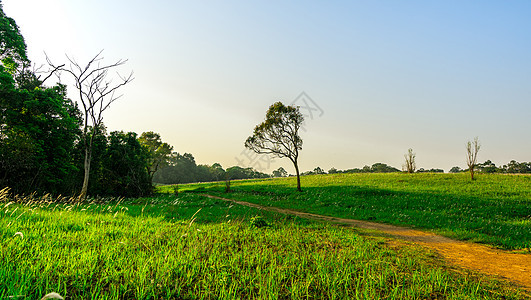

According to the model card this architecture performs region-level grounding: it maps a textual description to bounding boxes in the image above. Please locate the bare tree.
[48,50,133,199]
[466,137,481,180]
[245,102,304,192]
[402,148,416,173]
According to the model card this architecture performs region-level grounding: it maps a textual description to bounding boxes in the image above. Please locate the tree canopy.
[245,102,304,192]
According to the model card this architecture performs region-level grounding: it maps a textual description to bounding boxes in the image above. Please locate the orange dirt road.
[202,194,531,290]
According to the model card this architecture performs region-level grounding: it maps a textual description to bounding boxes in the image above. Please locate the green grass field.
[178,173,531,250]
[1,173,530,299]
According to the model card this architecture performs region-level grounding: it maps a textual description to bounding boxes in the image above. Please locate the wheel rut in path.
[202,194,531,290]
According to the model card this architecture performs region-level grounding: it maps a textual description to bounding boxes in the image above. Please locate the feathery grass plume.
[15,211,26,220]
[40,292,64,300]
[9,207,18,217]
[189,208,202,227]
[0,187,10,202]
[113,197,124,209]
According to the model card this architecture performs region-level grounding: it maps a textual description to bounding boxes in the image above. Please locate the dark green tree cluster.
[477,160,531,174]
[0,4,80,194]
[449,160,531,174]
[85,130,153,197]
[416,168,444,173]
[326,163,401,175]
[226,166,271,180]
[272,167,288,177]
[153,153,270,184]
[0,5,153,197]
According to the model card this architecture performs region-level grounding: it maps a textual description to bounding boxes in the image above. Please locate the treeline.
[269,163,402,177]
[449,160,531,174]
[153,153,270,184]
[327,163,400,174]
[281,160,531,178]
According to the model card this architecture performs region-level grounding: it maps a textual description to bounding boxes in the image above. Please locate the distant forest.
[153,153,270,185]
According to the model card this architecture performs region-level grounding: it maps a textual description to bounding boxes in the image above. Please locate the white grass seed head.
[40,292,64,300]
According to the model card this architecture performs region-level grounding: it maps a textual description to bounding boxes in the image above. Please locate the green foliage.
[0,4,27,63]
[153,154,270,184]
[226,166,270,180]
[0,65,82,194]
[416,168,444,173]
[245,102,304,192]
[245,102,304,159]
[449,166,464,173]
[272,166,288,177]
[331,163,401,174]
[137,131,173,182]
[98,131,152,197]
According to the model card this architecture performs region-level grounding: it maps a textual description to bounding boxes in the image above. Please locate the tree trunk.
[294,161,302,192]
[79,147,91,200]
[470,167,474,180]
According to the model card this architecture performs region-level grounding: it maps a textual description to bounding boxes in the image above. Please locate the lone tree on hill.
[466,137,481,180]
[48,50,133,199]
[245,102,304,192]
[402,148,416,173]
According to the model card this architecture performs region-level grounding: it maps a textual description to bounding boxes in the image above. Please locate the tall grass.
[0,189,528,299]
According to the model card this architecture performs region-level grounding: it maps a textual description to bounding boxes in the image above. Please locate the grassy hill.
[177,173,531,250]
[1,173,530,299]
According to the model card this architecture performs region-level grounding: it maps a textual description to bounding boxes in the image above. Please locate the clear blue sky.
[4,0,531,173]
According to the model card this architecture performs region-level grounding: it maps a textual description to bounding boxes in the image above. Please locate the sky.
[3,0,531,174]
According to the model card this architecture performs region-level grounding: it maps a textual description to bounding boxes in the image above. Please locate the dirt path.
[202,194,531,290]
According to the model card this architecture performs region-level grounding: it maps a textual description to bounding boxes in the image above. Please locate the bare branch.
[46,50,133,199]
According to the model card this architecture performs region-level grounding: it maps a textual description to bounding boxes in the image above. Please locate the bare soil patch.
[203,194,531,290]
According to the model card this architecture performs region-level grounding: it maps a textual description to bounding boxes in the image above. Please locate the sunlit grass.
[179,173,531,250]
[0,188,528,299]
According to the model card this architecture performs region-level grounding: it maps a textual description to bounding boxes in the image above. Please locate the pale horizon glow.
[3,0,531,174]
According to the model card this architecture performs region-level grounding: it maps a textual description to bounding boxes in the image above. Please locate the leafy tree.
[449,166,463,173]
[477,160,497,174]
[209,163,226,181]
[226,166,247,180]
[416,168,444,173]
[245,102,304,192]
[98,131,151,197]
[226,166,270,180]
[503,160,531,174]
[138,131,173,184]
[313,167,326,174]
[272,167,288,177]
[0,3,27,63]
[328,167,338,174]
[0,62,81,194]
[370,163,400,173]
[153,152,198,184]
[402,148,416,173]
[466,137,481,180]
